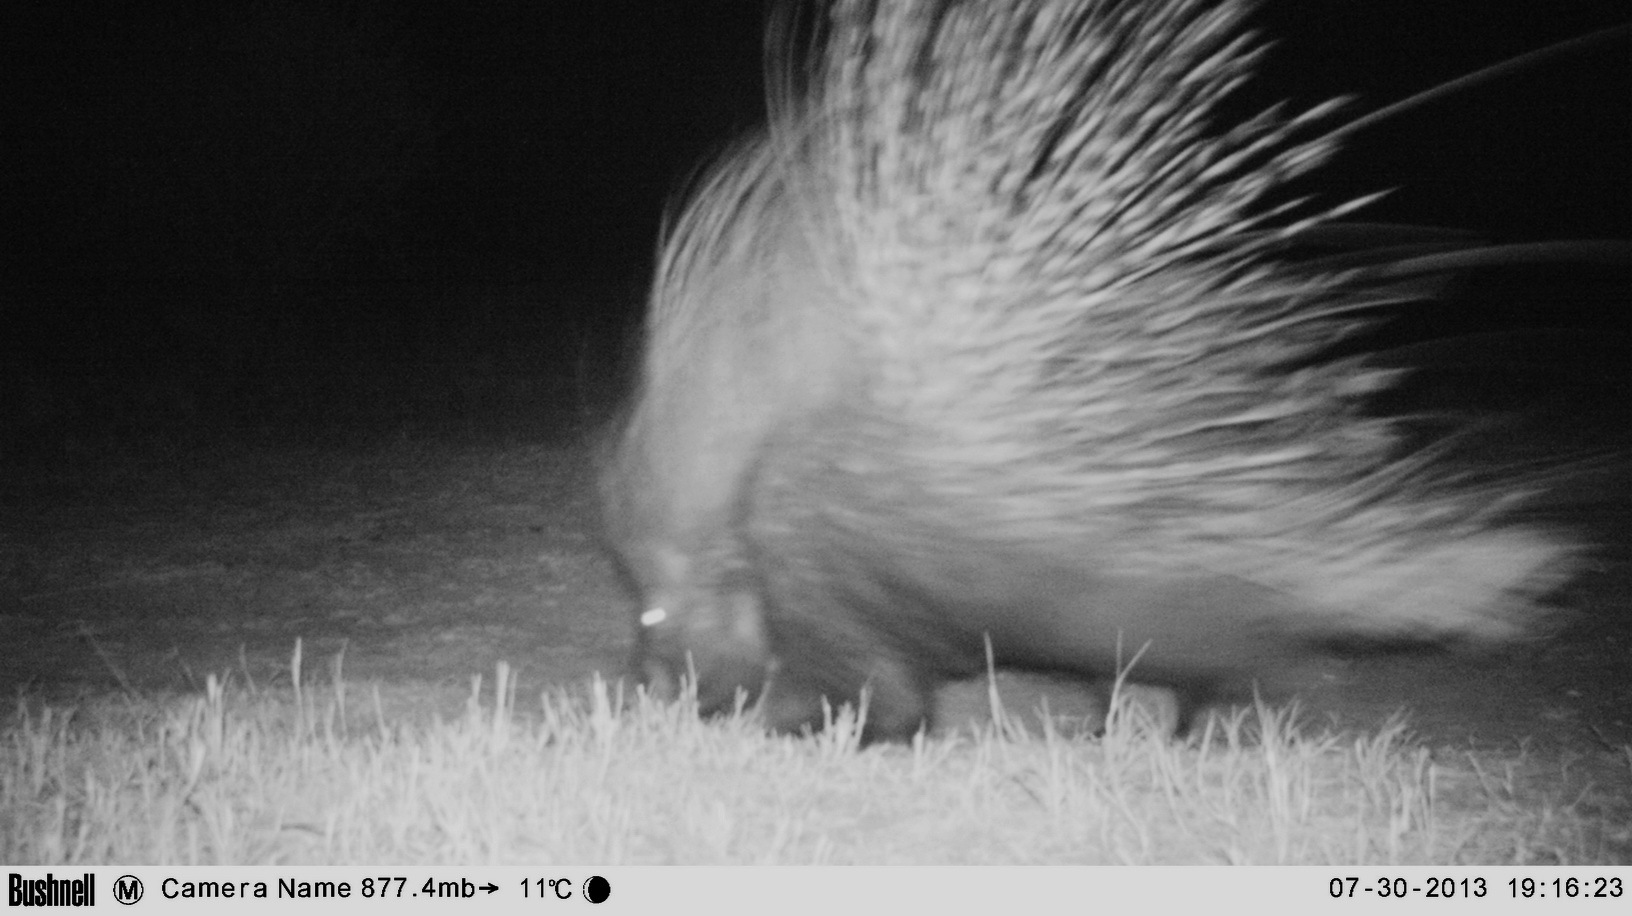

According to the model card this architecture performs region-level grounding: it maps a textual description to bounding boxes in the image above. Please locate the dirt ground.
[3,432,1627,762]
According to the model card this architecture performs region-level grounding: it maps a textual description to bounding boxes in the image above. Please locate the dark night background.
[3,0,1627,458]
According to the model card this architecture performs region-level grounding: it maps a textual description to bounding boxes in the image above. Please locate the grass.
[4,647,1627,865]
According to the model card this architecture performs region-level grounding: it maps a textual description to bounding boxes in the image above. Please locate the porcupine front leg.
[751,554,937,743]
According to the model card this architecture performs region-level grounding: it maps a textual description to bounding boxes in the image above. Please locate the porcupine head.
[597,110,863,716]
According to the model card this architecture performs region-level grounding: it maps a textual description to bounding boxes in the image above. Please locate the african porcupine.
[598,0,1582,741]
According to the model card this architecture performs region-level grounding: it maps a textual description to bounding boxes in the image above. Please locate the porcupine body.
[598,0,1580,742]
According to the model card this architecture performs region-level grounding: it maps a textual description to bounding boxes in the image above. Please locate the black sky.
[2,0,1626,437]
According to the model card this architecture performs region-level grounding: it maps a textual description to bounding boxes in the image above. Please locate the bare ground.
[2,432,1627,763]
